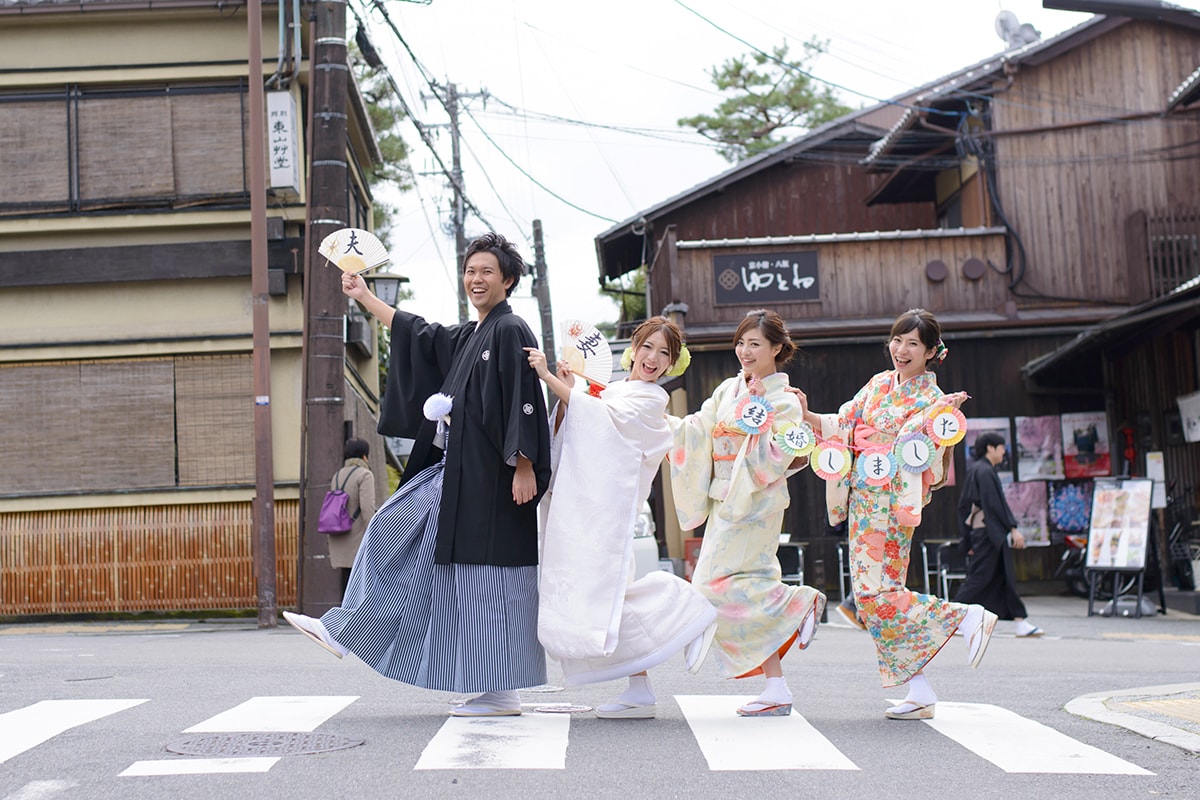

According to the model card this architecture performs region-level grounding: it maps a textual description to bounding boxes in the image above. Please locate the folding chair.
[777,543,805,586]
[836,540,854,600]
[937,541,969,599]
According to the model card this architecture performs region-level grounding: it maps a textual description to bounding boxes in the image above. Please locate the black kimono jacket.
[378,301,551,567]
[956,457,1018,552]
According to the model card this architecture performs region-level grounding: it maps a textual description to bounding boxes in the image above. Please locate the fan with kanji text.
[559,319,613,388]
[318,227,390,275]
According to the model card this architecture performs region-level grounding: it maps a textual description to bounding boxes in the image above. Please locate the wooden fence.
[0,500,298,616]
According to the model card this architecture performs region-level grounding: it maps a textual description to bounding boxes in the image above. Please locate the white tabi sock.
[463,690,520,711]
[756,676,792,706]
[600,675,655,711]
[899,672,937,707]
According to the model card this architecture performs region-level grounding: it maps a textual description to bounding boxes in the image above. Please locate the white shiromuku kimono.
[538,378,717,686]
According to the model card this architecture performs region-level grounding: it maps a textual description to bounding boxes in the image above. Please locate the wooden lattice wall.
[0,500,298,616]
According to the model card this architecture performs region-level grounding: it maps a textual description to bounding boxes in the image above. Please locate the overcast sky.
[356,0,1190,344]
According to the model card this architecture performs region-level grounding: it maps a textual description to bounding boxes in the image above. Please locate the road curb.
[1065,682,1200,754]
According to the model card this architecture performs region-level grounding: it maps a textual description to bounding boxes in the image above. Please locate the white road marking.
[119,758,279,776]
[675,695,859,771]
[1,780,77,800]
[414,709,570,770]
[919,701,1155,775]
[183,695,358,732]
[0,699,147,765]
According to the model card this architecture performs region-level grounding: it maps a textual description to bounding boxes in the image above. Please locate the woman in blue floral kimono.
[669,310,826,718]
[796,308,995,721]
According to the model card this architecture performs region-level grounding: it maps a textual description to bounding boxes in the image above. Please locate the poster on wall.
[964,417,1013,483]
[1048,480,1094,533]
[1086,479,1152,570]
[1061,411,1111,479]
[1015,415,1064,481]
[1005,480,1050,546]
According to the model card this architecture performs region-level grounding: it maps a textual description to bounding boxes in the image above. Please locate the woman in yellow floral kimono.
[797,308,996,721]
[669,310,826,718]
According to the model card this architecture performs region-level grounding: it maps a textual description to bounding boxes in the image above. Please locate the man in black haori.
[285,232,552,717]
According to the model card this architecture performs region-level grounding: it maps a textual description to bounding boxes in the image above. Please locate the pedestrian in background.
[956,431,1045,637]
[326,437,377,599]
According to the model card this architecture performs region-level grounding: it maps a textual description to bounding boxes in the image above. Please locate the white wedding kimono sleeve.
[538,381,672,661]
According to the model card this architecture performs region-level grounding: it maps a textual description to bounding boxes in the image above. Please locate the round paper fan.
[559,319,613,386]
[318,227,390,274]
[925,406,967,447]
[812,441,851,482]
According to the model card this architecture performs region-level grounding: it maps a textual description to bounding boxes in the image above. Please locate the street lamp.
[369,270,409,307]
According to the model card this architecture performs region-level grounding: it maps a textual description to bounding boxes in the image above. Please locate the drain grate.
[166,732,364,757]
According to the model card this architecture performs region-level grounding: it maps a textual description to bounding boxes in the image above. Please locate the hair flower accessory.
[932,339,949,364]
[619,346,634,372]
[665,343,691,377]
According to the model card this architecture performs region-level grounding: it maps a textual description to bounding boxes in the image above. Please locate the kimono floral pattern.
[669,372,824,679]
[818,370,965,687]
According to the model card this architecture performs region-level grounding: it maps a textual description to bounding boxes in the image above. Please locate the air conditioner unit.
[346,314,374,358]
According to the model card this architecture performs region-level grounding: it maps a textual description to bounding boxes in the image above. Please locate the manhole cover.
[522,684,564,693]
[166,732,364,756]
[533,703,592,714]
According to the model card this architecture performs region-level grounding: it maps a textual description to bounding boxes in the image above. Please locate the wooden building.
[0,1,387,617]
[597,11,1200,592]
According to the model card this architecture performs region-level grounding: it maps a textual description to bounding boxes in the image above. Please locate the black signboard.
[712,251,819,306]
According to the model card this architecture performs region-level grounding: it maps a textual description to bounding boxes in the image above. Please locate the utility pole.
[247,0,277,628]
[448,82,468,323]
[299,0,350,616]
[422,81,486,322]
[531,219,555,358]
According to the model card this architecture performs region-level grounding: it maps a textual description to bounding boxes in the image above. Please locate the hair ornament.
[665,343,690,377]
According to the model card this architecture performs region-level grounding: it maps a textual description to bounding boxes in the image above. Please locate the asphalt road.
[2,594,1197,800]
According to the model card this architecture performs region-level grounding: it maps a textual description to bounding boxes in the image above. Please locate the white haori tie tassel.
[424,393,453,448]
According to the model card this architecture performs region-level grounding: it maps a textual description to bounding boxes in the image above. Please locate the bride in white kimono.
[527,317,717,719]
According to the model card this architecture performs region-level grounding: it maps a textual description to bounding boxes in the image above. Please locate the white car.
[632,501,661,580]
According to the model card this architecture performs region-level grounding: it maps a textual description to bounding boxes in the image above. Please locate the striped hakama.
[320,457,547,693]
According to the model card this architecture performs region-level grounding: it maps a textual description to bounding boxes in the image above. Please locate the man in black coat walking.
[955,432,1045,637]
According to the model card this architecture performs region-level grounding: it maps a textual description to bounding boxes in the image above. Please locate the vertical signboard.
[267,90,301,194]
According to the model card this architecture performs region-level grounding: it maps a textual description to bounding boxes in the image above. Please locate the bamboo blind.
[0,98,70,206]
[77,95,175,202]
[0,360,176,494]
[175,354,255,486]
[0,499,298,615]
[170,91,247,197]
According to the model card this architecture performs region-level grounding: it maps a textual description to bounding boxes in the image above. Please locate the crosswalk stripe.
[413,708,570,770]
[119,758,279,776]
[675,695,859,771]
[0,699,147,765]
[1,780,76,800]
[919,701,1155,775]
[182,696,359,733]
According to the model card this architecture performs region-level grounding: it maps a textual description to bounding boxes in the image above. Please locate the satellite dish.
[994,10,1042,49]
[995,10,1020,42]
